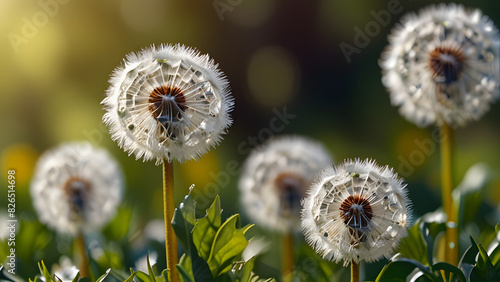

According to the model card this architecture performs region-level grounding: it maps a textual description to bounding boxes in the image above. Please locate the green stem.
[440,122,458,265]
[163,160,180,282]
[351,260,359,282]
[282,233,294,281]
[76,233,90,278]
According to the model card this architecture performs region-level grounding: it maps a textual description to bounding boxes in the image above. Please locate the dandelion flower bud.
[380,4,500,128]
[30,142,123,236]
[301,159,411,266]
[102,44,234,164]
[239,136,333,234]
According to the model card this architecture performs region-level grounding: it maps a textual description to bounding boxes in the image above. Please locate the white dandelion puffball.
[102,44,233,164]
[239,136,333,234]
[380,3,500,128]
[301,159,411,266]
[31,142,123,236]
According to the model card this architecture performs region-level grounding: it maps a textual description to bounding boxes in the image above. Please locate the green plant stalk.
[163,160,180,282]
[351,260,359,282]
[282,233,294,281]
[76,233,90,278]
[440,122,458,265]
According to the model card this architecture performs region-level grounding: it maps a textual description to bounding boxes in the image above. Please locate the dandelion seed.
[102,44,234,164]
[301,159,411,266]
[380,3,500,127]
[239,136,333,234]
[30,142,123,236]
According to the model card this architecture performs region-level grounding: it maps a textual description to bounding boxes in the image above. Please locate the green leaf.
[398,219,429,265]
[172,195,197,249]
[177,263,195,282]
[147,254,157,281]
[421,219,446,266]
[178,254,194,282]
[134,270,155,282]
[432,262,466,282]
[376,257,435,282]
[124,270,137,282]
[489,242,500,269]
[193,196,222,261]
[102,205,133,241]
[159,269,169,282]
[38,261,53,282]
[207,214,253,276]
[171,194,213,282]
[71,272,81,282]
[458,240,479,280]
[240,257,256,282]
[95,269,115,282]
[452,164,490,228]
[474,241,500,281]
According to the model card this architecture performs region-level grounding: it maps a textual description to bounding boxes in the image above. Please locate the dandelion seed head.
[301,159,411,266]
[239,136,333,234]
[102,44,233,164]
[380,3,500,127]
[30,142,123,236]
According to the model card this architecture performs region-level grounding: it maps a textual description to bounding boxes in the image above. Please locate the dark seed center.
[339,195,373,229]
[429,46,465,84]
[274,173,305,217]
[148,85,187,124]
[64,177,92,215]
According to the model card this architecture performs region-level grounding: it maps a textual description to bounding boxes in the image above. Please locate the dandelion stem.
[76,233,90,278]
[440,122,458,265]
[282,233,294,281]
[351,260,359,282]
[163,160,180,282]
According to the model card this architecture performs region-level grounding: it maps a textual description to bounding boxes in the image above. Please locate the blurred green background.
[1,0,500,280]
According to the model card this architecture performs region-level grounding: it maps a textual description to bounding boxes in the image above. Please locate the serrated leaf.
[171,194,213,282]
[475,240,500,281]
[452,164,490,227]
[71,272,81,282]
[172,195,197,250]
[178,254,194,281]
[240,256,256,282]
[421,219,446,266]
[375,257,435,282]
[159,269,169,282]
[177,264,195,282]
[147,254,156,281]
[398,219,429,265]
[432,262,466,282]
[95,269,113,282]
[193,196,222,261]
[135,271,154,282]
[489,242,500,269]
[38,261,53,282]
[124,271,137,282]
[207,214,253,276]
[459,240,479,280]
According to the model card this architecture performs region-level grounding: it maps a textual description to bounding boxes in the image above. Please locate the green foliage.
[172,193,257,281]
[378,223,500,282]
[102,205,133,242]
